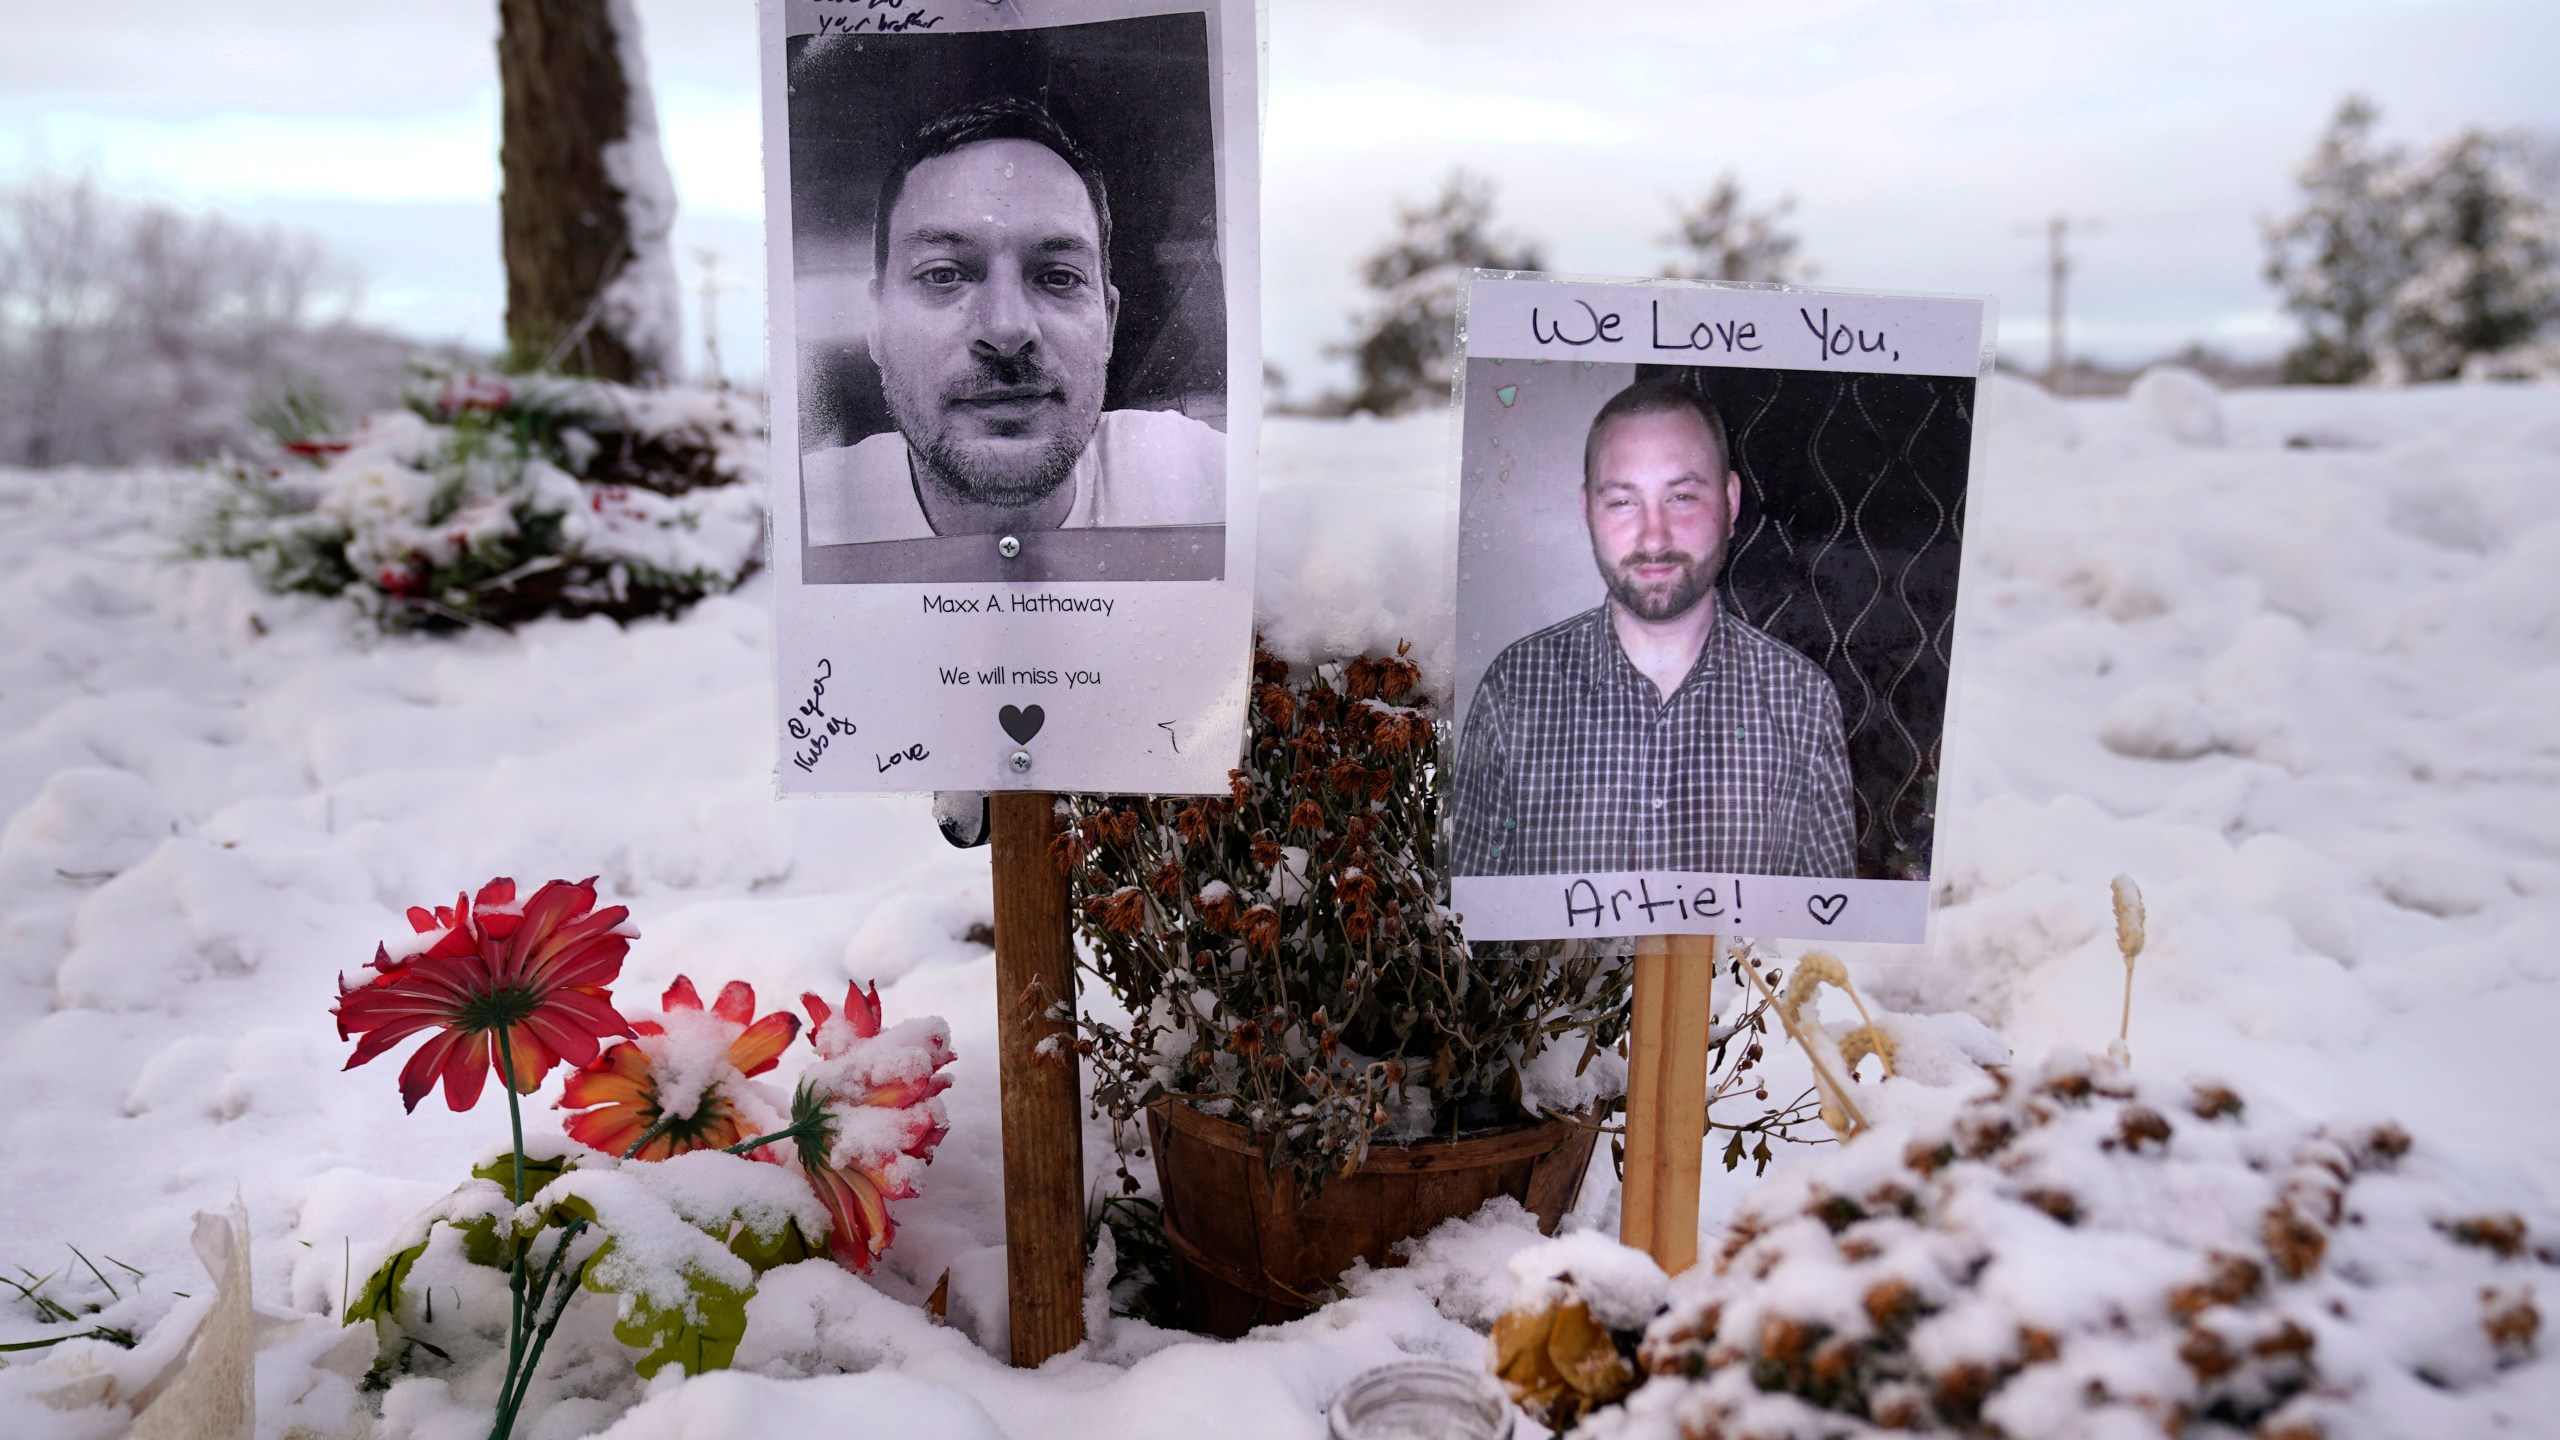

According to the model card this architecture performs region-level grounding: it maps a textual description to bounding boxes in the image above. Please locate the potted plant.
[1060,645,1633,1336]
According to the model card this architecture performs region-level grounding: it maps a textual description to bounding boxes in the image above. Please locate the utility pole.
[692,248,724,387]
[2023,215,2100,391]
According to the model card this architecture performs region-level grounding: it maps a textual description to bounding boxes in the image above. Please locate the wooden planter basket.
[1147,1099,1600,1338]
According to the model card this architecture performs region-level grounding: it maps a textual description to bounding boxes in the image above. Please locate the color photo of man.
[1450,377,1855,879]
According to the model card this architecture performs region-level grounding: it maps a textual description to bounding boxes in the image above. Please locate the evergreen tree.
[1338,171,1545,416]
[2264,96,2404,384]
[2377,130,2560,382]
[1662,174,1815,284]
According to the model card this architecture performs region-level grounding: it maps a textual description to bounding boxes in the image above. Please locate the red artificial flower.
[334,877,635,1112]
[782,982,956,1272]
[438,374,513,416]
[559,976,799,1160]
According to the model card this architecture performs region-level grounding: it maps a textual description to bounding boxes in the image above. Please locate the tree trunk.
[496,0,672,383]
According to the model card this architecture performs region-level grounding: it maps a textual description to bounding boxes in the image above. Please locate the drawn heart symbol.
[1808,893,1849,926]
[1495,384,1519,407]
[999,704,1045,745]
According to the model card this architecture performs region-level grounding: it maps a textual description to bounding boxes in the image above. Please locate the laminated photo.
[1446,274,1993,945]
[760,0,1260,795]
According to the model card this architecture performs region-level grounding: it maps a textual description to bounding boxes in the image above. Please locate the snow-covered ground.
[0,375,2556,1437]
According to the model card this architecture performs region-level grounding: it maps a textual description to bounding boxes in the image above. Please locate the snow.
[2,376,2559,1436]
[596,0,683,382]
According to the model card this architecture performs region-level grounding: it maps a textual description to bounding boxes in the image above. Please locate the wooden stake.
[1619,933,1717,1274]
[987,791,1086,1365]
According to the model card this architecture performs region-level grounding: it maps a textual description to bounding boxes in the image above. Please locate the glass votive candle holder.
[1325,1359,1515,1440]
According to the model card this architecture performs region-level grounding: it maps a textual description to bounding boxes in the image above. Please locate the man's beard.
[1598,544,1722,623]
[892,352,1094,508]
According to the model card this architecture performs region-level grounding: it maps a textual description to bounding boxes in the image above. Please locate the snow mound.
[596,1369,1005,1440]
[1256,413,1455,700]
[1586,1053,2555,1440]
[2127,364,2227,445]
[1981,373,2080,451]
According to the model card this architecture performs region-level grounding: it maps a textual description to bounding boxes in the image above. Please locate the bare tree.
[1663,174,1815,285]
[1337,170,1546,416]
[496,0,681,383]
[0,176,119,466]
[0,173,427,467]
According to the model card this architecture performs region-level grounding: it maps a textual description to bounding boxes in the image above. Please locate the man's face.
[870,137,1118,506]
[1583,407,1742,623]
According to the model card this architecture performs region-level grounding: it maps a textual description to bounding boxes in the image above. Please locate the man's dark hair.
[873,95,1113,284]
[1581,376,1733,487]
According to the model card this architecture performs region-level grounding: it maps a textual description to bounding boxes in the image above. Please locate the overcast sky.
[4,0,2555,393]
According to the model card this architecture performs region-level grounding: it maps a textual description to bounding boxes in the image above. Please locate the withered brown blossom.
[1239,904,1282,951]
[1173,803,1216,845]
[1047,828,1087,874]
[1088,886,1147,935]
[1255,683,1298,733]
[1094,808,1139,848]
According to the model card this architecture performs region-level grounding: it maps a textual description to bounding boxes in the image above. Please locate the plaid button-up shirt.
[1450,600,1855,879]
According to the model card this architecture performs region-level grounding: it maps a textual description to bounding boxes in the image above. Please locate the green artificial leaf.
[726,1216,823,1274]
[451,1152,588,1265]
[342,1235,427,1332]
[579,1236,751,1378]
[472,1150,578,1205]
[456,1213,509,1270]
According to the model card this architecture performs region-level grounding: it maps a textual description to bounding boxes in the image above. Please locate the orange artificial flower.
[559,976,800,1160]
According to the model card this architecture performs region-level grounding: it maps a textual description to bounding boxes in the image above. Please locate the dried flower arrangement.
[1057,645,1635,1199]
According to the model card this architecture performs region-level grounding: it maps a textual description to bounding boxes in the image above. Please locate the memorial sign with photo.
[1446,274,1992,945]
[760,0,1259,794]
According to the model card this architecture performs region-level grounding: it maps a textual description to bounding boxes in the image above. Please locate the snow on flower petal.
[560,974,799,1159]
[779,981,956,1273]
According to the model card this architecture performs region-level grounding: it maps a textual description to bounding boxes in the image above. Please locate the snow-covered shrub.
[1059,644,1633,1198]
[187,370,763,631]
[1552,1051,2553,1440]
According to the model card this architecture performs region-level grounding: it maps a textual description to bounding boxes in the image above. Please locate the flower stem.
[725,1114,821,1156]
[620,1115,677,1161]
[493,1216,589,1439]
[492,1028,529,1440]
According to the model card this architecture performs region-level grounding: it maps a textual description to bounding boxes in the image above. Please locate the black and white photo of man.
[801,96,1223,548]
[783,13,1235,585]
[1451,377,1856,879]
